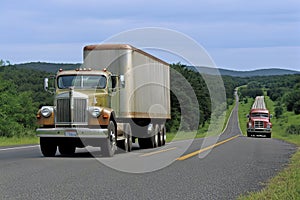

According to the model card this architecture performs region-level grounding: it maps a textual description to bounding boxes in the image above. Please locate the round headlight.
[248,122,252,128]
[41,106,53,118]
[89,107,101,118]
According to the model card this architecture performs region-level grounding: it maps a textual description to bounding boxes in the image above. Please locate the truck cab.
[37,68,121,157]
[247,109,272,138]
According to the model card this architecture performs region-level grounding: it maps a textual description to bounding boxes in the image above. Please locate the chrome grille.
[254,121,264,128]
[73,99,87,123]
[56,98,87,124]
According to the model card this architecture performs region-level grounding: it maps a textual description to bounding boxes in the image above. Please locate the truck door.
[108,75,120,116]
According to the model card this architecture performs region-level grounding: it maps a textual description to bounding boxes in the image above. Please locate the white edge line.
[0,145,39,152]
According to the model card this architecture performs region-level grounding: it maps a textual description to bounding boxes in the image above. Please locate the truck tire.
[158,126,162,147]
[58,144,76,155]
[247,132,251,137]
[156,124,163,147]
[266,133,271,138]
[118,124,132,152]
[40,138,57,157]
[102,121,116,157]
[161,124,166,145]
[126,124,133,152]
[153,133,158,148]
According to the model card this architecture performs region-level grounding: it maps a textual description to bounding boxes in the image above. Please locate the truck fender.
[99,108,116,126]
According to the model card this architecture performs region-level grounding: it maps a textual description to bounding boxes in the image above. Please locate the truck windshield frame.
[57,75,107,89]
[251,113,269,118]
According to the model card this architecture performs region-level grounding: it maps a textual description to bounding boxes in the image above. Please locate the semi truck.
[36,44,171,157]
[247,96,272,138]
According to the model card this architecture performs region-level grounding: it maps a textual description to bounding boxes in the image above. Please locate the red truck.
[247,109,272,138]
[247,96,272,138]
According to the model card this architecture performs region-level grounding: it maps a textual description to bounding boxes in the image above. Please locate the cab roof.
[57,68,110,76]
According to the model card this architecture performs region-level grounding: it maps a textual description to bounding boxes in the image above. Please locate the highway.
[0,99,296,200]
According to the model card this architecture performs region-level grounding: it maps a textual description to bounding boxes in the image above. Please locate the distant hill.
[13,62,300,77]
[189,66,300,77]
[14,62,81,73]
[219,68,300,77]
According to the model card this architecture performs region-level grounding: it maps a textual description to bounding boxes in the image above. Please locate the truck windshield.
[57,75,107,89]
[251,113,269,118]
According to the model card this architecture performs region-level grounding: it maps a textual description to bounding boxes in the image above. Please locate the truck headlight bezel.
[89,107,102,118]
[40,106,53,118]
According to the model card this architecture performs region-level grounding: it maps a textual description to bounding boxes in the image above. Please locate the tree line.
[0,66,52,137]
[1,62,298,137]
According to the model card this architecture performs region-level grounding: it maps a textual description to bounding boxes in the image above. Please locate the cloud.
[0,0,299,69]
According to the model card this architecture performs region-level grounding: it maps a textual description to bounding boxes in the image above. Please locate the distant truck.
[247,96,272,138]
[36,44,170,157]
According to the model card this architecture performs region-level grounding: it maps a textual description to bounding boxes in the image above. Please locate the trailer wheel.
[102,121,116,157]
[58,144,76,155]
[154,124,160,147]
[40,138,57,157]
[158,125,162,147]
[127,124,133,152]
[161,124,166,145]
[153,133,158,148]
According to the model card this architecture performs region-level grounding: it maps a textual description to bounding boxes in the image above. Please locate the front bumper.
[36,128,108,138]
[247,128,272,134]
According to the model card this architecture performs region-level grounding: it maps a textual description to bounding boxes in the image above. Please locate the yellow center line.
[177,135,240,161]
[140,147,177,157]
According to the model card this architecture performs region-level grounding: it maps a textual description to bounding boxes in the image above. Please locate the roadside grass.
[0,136,39,147]
[238,94,300,199]
[238,150,300,200]
[167,100,236,143]
[265,96,300,146]
[238,97,254,135]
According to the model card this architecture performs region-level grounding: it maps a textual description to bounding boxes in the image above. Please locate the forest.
[0,61,298,137]
[238,74,300,116]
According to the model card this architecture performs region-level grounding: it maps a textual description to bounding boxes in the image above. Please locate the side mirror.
[44,76,55,94]
[44,78,49,92]
[120,75,125,88]
[246,114,249,118]
[270,114,273,119]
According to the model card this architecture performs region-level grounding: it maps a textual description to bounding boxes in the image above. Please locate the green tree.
[275,105,283,118]
[0,59,10,66]
[294,100,300,115]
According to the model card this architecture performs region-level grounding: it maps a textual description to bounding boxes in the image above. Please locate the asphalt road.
[0,100,296,200]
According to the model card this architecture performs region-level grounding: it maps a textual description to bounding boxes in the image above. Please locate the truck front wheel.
[247,132,251,137]
[102,121,117,157]
[40,138,57,157]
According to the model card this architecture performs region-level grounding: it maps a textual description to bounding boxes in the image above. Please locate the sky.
[0,0,300,71]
